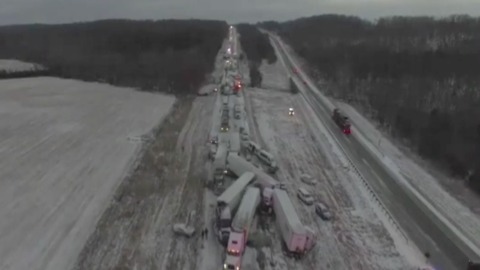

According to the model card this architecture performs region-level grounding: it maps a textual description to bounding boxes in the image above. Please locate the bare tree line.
[0,19,227,94]
[260,15,480,192]
[236,24,277,87]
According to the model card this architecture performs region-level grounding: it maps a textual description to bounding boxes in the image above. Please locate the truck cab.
[261,187,274,214]
[221,120,230,132]
[332,108,351,135]
[216,207,232,243]
[224,254,241,270]
[226,232,245,256]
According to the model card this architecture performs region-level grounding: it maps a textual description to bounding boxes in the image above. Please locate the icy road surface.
[244,86,419,270]
[0,77,175,270]
[337,101,480,254]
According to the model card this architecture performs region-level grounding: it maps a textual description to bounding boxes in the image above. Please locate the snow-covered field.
[74,88,215,270]
[336,101,480,248]
[0,77,175,270]
[0,59,44,72]
[259,59,289,91]
[76,36,228,270]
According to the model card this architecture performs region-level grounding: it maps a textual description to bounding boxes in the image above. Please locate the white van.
[297,188,314,205]
[256,149,278,173]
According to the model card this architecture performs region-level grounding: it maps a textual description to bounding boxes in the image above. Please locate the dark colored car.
[315,202,333,220]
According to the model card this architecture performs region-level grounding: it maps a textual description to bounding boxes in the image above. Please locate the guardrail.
[271,34,480,268]
[303,80,409,244]
[270,35,409,243]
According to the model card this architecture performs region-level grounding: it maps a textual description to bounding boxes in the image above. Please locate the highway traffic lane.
[345,135,461,270]
[272,34,468,269]
[299,78,463,270]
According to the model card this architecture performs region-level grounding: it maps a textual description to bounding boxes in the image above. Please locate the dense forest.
[236,24,276,87]
[261,15,480,192]
[0,19,227,94]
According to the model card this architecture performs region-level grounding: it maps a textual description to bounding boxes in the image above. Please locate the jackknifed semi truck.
[224,187,261,270]
[216,172,256,243]
[226,153,284,213]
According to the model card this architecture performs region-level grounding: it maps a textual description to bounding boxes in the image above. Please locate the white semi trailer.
[213,144,228,183]
[227,153,279,188]
[216,172,256,242]
[227,153,283,213]
[229,132,241,154]
[224,187,261,270]
[272,188,316,258]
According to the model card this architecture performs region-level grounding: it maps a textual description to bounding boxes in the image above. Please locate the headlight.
[224,264,227,269]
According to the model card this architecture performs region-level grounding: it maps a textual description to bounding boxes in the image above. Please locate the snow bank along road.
[270,34,480,269]
[0,77,175,270]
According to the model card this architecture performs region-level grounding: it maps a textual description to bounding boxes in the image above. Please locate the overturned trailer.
[227,153,284,213]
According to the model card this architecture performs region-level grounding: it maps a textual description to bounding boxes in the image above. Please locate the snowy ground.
[259,59,289,91]
[74,91,215,270]
[0,77,175,270]
[274,31,480,250]
[268,34,480,267]
[336,101,480,248]
[0,59,44,72]
[75,36,228,270]
[243,87,421,270]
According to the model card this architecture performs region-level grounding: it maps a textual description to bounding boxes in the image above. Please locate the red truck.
[332,108,351,135]
[233,80,242,93]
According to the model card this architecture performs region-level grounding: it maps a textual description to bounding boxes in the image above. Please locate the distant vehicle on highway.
[315,202,332,220]
[221,122,229,132]
[288,107,295,116]
[332,108,351,135]
[297,187,314,205]
[292,67,298,74]
[210,135,219,145]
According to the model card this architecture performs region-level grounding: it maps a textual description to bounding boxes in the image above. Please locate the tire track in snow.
[163,96,215,270]
[74,98,195,270]
[248,90,407,269]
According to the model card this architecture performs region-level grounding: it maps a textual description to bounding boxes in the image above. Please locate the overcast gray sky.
[1,0,480,25]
